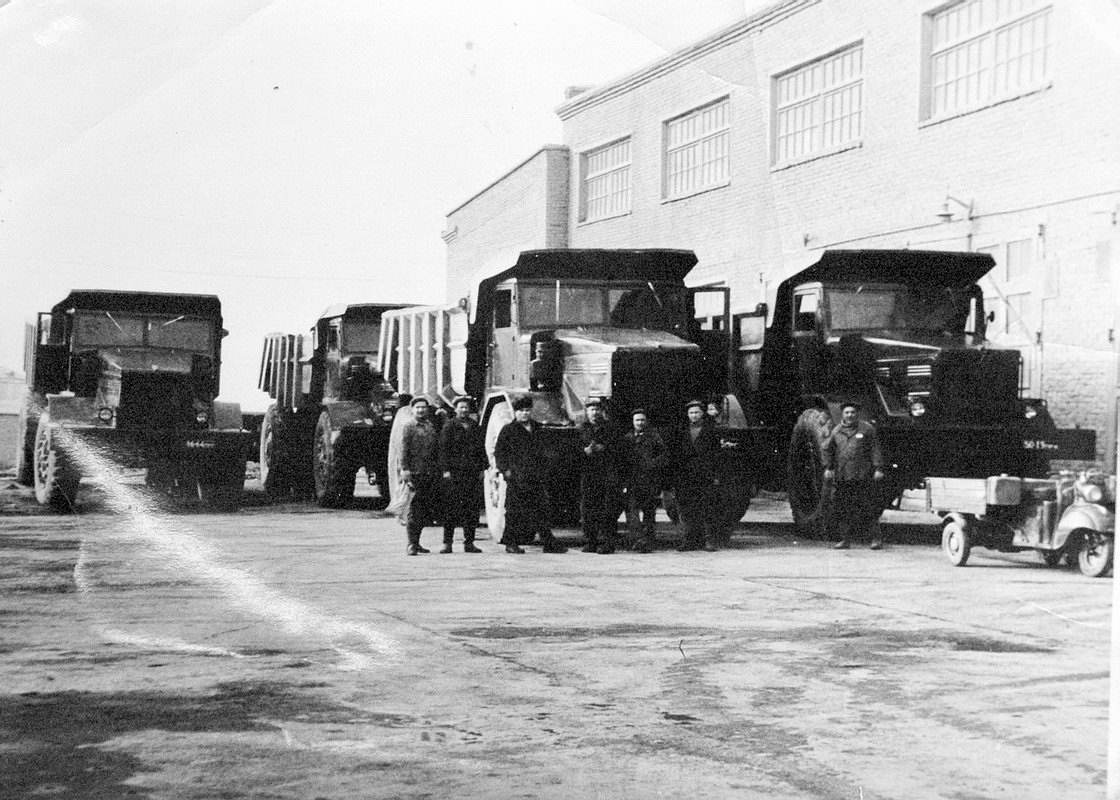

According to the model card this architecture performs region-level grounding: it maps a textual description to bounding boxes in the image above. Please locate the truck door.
[689,286,733,390]
[791,287,827,393]
[490,286,518,389]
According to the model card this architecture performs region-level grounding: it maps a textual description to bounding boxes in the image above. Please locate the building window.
[773,44,863,165]
[664,97,730,199]
[580,138,631,223]
[926,0,1052,119]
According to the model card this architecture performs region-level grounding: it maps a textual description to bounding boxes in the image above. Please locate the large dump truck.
[15,290,250,510]
[257,303,408,508]
[750,249,1096,523]
[378,249,758,536]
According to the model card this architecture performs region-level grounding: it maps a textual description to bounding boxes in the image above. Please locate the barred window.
[664,97,730,199]
[580,138,631,223]
[773,44,863,164]
[927,0,1051,118]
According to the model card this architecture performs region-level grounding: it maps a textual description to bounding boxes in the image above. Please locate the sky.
[0,0,759,408]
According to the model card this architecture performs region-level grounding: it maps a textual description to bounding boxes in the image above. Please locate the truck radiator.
[116,372,196,431]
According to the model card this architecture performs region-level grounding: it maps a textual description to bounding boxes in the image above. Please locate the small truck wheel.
[942,518,971,567]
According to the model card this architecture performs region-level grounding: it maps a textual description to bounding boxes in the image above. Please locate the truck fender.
[44,394,100,426]
[321,400,371,432]
[211,401,244,431]
[1055,504,1115,550]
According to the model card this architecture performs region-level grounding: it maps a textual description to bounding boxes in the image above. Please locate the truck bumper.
[61,426,252,470]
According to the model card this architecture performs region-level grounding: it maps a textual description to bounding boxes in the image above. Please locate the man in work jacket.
[578,397,623,554]
[400,395,441,556]
[493,394,569,554]
[623,407,668,553]
[673,399,722,552]
[822,401,885,550]
[438,395,486,553]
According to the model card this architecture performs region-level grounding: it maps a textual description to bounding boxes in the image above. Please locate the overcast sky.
[0,0,762,407]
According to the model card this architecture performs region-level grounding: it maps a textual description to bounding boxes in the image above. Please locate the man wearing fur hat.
[438,395,486,553]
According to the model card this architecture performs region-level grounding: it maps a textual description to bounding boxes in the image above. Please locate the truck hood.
[551,327,698,354]
[827,331,981,356]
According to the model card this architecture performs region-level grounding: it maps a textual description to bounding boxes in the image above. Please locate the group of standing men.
[399,390,887,556]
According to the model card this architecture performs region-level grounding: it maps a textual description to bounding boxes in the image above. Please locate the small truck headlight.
[97,407,114,423]
[1023,404,1038,419]
[909,399,926,418]
[195,410,209,425]
[1079,483,1104,503]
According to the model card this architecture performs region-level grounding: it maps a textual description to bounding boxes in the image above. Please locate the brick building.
[447,0,1120,466]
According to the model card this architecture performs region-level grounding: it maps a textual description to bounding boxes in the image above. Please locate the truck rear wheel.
[1076,531,1113,578]
[33,413,80,511]
[15,395,40,487]
[259,404,295,498]
[313,411,355,508]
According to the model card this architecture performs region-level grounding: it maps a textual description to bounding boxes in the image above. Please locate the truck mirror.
[221,328,230,338]
[754,302,768,317]
[986,311,995,323]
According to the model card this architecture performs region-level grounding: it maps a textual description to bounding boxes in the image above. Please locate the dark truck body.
[257,302,408,508]
[743,250,1095,513]
[380,249,754,531]
[16,290,250,510]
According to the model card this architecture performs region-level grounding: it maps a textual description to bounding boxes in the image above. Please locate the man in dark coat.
[493,394,568,554]
[439,395,486,553]
[623,408,667,554]
[673,399,722,552]
[578,397,622,554]
[400,395,440,556]
[823,401,885,550]
[787,394,833,538]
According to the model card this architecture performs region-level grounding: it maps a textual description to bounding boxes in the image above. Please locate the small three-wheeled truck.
[925,472,1115,577]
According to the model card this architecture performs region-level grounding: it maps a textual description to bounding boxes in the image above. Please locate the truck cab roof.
[317,302,412,322]
[51,290,223,319]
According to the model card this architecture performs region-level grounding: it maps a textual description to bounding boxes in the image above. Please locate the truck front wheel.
[260,404,295,498]
[313,411,355,508]
[198,460,245,511]
[941,518,972,567]
[33,413,80,511]
[1076,531,1113,578]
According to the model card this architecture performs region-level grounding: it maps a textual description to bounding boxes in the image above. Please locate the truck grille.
[116,372,196,431]
[611,349,708,430]
[930,349,1019,423]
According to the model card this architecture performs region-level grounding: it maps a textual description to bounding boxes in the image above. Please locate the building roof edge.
[446,144,569,217]
[555,0,817,121]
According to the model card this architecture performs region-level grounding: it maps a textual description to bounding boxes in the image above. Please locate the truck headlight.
[1023,404,1038,419]
[909,399,926,418]
[1079,483,1104,503]
[97,407,114,423]
[195,410,209,425]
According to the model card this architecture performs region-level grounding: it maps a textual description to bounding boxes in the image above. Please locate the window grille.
[774,45,863,164]
[664,97,730,198]
[580,138,631,222]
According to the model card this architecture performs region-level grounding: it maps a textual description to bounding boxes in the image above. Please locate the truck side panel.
[259,333,307,411]
[380,305,469,405]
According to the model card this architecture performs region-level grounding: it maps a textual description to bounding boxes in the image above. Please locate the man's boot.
[440,528,454,554]
[406,529,423,556]
[463,529,482,553]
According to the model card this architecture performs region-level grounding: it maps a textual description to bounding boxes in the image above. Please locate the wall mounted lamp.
[936,194,974,222]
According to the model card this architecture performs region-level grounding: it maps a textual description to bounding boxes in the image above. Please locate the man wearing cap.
[578,397,622,554]
[493,394,568,554]
[400,395,441,556]
[823,401,885,550]
[788,394,834,538]
[623,408,667,553]
[438,395,486,553]
[673,399,722,552]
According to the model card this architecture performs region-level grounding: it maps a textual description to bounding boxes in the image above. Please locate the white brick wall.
[556,0,1120,465]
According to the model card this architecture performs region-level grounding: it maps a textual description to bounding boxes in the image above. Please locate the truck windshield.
[827,287,970,334]
[343,321,381,353]
[74,312,214,353]
[519,282,690,333]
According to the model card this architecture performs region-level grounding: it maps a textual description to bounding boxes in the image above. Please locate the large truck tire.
[259,404,296,498]
[199,458,245,512]
[15,394,40,487]
[33,413,80,511]
[313,411,355,508]
[481,400,513,542]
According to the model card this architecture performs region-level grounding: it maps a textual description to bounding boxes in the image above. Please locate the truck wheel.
[259,404,292,498]
[941,518,971,567]
[1076,531,1113,578]
[15,395,40,487]
[313,411,355,508]
[33,413,80,511]
[481,401,513,541]
[483,467,507,541]
[199,460,245,511]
